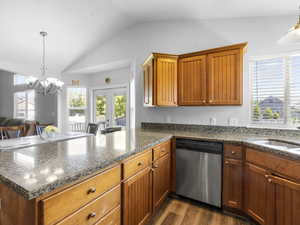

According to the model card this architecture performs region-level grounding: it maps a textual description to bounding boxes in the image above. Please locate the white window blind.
[251,55,300,126]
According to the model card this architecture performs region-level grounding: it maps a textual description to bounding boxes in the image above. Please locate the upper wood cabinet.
[207,49,243,105]
[143,58,154,106]
[156,57,178,106]
[178,55,207,105]
[143,54,178,107]
[143,42,247,107]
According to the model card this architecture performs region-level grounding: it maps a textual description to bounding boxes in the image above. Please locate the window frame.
[249,54,300,127]
[66,86,88,131]
[13,89,36,121]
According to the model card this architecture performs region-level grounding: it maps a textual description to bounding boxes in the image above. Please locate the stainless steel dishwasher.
[176,138,222,207]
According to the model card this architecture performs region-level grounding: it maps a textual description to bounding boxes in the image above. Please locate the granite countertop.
[1,127,300,200]
[144,128,300,161]
[0,129,172,200]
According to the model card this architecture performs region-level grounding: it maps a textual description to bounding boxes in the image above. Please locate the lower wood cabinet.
[244,163,269,225]
[122,167,153,225]
[153,153,171,210]
[222,158,243,210]
[267,174,300,225]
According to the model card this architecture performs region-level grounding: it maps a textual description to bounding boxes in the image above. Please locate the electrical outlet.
[228,118,238,126]
[209,117,216,125]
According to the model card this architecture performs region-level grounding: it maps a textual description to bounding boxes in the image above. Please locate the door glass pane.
[95,96,107,123]
[14,92,26,119]
[114,95,126,127]
[27,90,35,120]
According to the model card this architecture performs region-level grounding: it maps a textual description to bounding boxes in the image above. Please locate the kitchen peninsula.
[1,124,300,225]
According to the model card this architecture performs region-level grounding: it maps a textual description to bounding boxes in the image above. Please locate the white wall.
[66,15,300,127]
[0,70,58,124]
[59,67,131,131]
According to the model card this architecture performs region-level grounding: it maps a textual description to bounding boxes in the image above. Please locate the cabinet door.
[223,158,243,210]
[143,60,153,106]
[123,167,152,225]
[245,163,269,225]
[207,49,242,105]
[155,57,177,106]
[153,154,171,210]
[267,175,300,225]
[178,55,207,105]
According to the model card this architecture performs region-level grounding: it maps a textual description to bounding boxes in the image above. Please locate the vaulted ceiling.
[0,0,298,75]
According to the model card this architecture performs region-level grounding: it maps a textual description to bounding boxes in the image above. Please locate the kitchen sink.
[251,139,300,151]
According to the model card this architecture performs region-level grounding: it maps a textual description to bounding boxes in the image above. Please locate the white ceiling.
[0,0,298,75]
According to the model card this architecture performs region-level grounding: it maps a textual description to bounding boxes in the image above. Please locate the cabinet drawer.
[41,165,121,225]
[123,151,152,180]
[246,148,300,180]
[56,185,121,225]
[95,206,121,225]
[224,144,243,159]
[153,140,171,161]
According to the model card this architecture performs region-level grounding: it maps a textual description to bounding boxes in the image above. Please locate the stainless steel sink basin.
[252,139,300,151]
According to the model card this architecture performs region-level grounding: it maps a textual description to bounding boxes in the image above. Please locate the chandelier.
[27,31,64,95]
[278,6,300,44]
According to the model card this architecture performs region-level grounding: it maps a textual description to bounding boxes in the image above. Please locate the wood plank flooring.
[147,198,251,225]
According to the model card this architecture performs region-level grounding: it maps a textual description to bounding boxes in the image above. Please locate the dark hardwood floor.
[147,198,251,225]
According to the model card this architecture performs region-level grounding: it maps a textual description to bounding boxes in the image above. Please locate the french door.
[93,87,128,128]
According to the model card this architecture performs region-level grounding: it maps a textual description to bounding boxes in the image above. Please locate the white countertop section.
[0,132,93,151]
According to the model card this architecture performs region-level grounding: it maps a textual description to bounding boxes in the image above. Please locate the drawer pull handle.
[137,162,143,166]
[87,187,96,194]
[231,151,236,155]
[88,212,96,219]
[153,164,158,168]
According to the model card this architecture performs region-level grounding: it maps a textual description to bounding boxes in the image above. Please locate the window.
[251,55,300,126]
[14,90,35,120]
[14,74,29,85]
[67,87,87,131]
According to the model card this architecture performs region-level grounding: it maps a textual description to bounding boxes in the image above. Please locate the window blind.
[251,57,285,124]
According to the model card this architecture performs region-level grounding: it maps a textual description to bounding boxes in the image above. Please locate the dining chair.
[86,123,99,135]
[3,125,25,139]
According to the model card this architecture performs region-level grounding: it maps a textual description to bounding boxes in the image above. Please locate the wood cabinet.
[143,58,154,106]
[123,167,153,225]
[178,55,207,105]
[156,57,178,106]
[143,43,247,107]
[207,49,243,105]
[143,54,178,107]
[267,175,300,225]
[152,154,171,210]
[223,158,243,210]
[244,163,269,225]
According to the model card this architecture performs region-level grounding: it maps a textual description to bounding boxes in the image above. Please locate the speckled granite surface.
[142,123,300,161]
[2,124,300,200]
[0,129,172,200]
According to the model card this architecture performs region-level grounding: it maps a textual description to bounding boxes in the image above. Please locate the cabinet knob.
[208,99,213,103]
[87,187,96,194]
[268,178,272,183]
[231,151,236,155]
[137,162,143,166]
[88,212,96,219]
[202,100,206,103]
[225,161,229,164]
[153,164,158,168]
[265,175,269,179]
